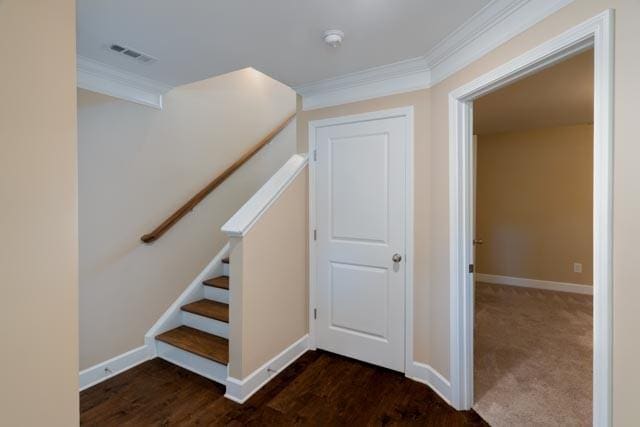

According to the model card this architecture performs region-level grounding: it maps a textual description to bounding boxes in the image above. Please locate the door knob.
[473,239,484,245]
[392,253,402,263]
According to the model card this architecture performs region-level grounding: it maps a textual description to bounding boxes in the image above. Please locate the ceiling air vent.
[109,44,157,64]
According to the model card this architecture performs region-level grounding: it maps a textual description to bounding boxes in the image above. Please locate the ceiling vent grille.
[109,44,157,64]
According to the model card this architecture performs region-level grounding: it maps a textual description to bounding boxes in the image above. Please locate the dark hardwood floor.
[80,350,487,426]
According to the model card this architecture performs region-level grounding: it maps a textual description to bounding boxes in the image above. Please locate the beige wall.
[228,169,308,378]
[476,125,593,285]
[299,1,640,423]
[78,69,296,369]
[0,0,79,425]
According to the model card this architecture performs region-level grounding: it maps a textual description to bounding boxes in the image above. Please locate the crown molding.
[294,56,430,111]
[76,55,173,110]
[424,0,530,83]
[296,0,574,110]
[427,0,574,86]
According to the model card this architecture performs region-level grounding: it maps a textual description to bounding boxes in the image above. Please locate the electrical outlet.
[573,262,583,273]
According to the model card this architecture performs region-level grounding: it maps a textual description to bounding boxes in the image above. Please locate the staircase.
[143,148,308,401]
[152,257,231,383]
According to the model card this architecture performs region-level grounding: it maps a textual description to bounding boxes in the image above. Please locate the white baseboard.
[79,345,153,391]
[225,334,309,404]
[476,273,593,295]
[406,361,452,405]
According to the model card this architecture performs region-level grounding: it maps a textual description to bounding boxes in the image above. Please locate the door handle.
[473,239,484,245]
[392,253,402,263]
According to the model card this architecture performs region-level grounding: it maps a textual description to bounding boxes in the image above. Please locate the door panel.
[315,115,406,372]
[330,133,389,243]
[330,262,388,339]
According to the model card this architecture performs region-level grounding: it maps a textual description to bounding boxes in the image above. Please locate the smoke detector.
[323,30,344,48]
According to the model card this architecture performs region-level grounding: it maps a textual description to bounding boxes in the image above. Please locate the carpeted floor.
[474,282,593,426]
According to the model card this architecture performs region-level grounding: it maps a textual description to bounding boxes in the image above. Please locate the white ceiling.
[474,49,593,135]
[77,0,490,88]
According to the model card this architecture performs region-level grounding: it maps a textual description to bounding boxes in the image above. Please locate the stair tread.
[222,257,230,264]
[181,299,229,323]
[156,326,228,365]
[203,276,229,290]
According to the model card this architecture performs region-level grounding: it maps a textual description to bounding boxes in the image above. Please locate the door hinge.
[313,149,317,161]
[469,264,474,273]
[313,229,317,241]
[313,308,317,319]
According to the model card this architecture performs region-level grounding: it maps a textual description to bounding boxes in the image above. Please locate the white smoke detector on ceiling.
[323,30,344,48]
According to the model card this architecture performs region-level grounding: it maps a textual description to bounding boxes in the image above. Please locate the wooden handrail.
[141,113,296,243]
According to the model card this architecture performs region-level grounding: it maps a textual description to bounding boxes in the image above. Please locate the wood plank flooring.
[80,350,487,426]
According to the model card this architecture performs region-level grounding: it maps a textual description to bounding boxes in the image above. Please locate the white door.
[315,114,407,372]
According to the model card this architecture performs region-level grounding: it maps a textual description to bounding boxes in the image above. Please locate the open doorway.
[472,49,594,425]
[448,11,612,427]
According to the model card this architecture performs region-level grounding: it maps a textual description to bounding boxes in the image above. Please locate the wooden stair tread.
[181,299,228,323]
[203,275,229,290]
[222,257,230,264]
[156,326,228,365]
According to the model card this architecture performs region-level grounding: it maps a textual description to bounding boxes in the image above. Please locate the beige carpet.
[474,282,592,426]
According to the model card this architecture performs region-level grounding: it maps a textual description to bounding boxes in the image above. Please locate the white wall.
[78,68,296,370]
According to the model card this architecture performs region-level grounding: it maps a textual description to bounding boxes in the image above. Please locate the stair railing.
[141,113,295,243]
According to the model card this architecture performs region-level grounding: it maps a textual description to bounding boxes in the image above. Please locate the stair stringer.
[144,242,230,357]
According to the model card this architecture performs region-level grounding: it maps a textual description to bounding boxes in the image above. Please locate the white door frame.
[448,10,613,426]
[308,106,414,373]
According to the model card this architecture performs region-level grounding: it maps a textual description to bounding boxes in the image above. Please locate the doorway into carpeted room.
[472,49,594,426]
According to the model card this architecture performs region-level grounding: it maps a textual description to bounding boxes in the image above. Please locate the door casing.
[308,106,414,374]
[448,10,613,426]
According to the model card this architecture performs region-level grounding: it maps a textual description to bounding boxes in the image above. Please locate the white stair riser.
[204,286,229,303]
[223,263,230,276]
[156,341,227,385]
[181,311,229,339]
